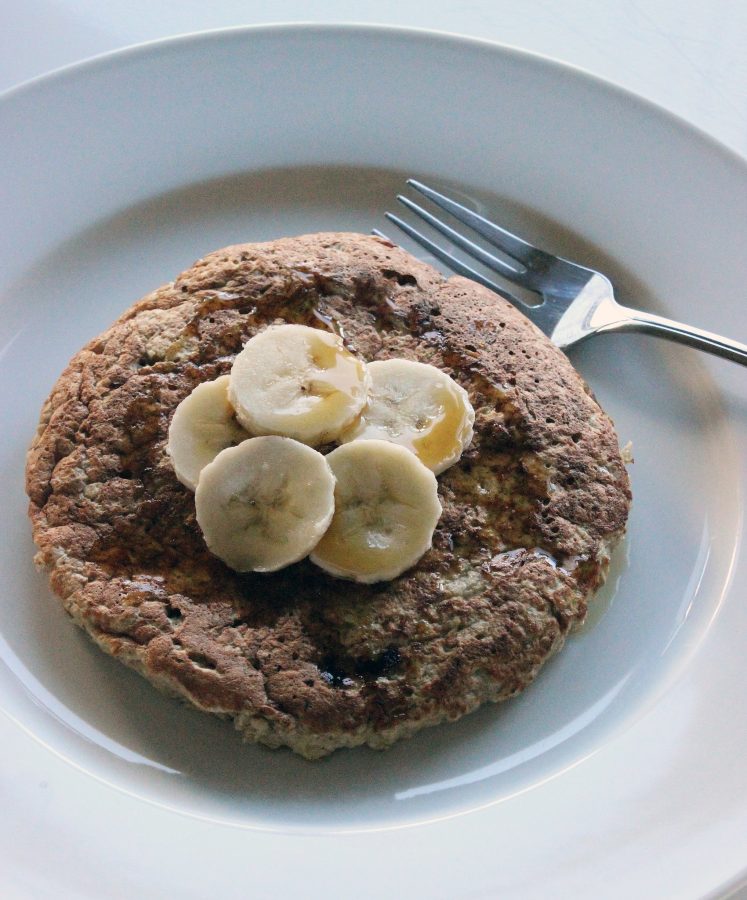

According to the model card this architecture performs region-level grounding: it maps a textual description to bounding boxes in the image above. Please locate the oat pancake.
[26,233,631,758]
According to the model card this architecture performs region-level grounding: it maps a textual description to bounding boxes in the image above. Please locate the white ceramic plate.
[2,24,747,899]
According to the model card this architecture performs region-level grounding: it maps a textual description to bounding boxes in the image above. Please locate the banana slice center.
[311,440,442,583]
[195,436,336,573]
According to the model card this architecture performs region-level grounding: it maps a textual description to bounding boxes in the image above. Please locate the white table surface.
[3,3,747,899]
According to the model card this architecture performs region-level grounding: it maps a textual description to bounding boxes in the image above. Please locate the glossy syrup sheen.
[411,383,466,471]
[308,337,367,411]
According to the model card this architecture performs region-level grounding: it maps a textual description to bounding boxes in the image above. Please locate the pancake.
[26,233,631,758]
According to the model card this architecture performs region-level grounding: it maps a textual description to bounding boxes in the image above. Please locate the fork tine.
[395,194,530,285]
[407,179,547,268]
[383,212,526,306]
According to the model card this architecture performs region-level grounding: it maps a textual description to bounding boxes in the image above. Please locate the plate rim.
[2,19,746,176]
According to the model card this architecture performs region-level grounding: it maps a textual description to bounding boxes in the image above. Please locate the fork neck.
[599,303,747,366]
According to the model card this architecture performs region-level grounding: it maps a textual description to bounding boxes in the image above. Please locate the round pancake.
[26,233,631,758]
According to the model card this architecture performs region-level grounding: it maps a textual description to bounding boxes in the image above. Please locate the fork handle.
[605,305,747,366]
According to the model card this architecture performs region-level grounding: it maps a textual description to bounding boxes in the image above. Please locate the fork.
[376,180,747,365]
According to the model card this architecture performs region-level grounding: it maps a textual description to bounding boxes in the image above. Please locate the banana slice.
[195,436,336,573]
[167,375,249,491]
[310,440,441,584]
[341,358,474,474]
[228,324,370,446]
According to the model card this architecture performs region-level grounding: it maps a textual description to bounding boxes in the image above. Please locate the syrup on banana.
[341,358,474,474]
[229,323,370,446]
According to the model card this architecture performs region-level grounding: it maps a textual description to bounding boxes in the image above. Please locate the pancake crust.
[26,233,631,758]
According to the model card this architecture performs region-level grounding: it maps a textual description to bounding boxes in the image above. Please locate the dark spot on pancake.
[187,651,217,670]
[381,269,418,287]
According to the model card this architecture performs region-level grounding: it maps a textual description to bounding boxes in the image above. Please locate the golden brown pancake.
[26,233,631,758]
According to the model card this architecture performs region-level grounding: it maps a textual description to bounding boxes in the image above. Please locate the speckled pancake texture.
[26,233,631,758]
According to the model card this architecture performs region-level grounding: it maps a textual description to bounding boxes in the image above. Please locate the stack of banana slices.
[167,324,475,583]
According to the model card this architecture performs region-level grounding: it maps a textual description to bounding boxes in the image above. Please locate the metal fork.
[376,180,747,365]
